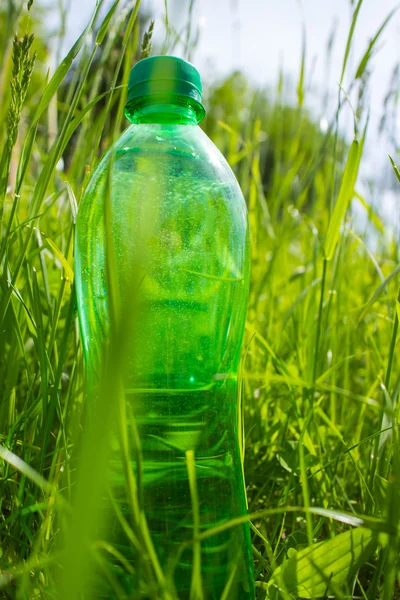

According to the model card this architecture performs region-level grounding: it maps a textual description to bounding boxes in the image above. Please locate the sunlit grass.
[0,0,399,598]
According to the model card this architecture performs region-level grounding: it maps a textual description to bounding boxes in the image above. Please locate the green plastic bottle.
[75,56,254,599]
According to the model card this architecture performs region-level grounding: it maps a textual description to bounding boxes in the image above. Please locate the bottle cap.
[125,56,205,122]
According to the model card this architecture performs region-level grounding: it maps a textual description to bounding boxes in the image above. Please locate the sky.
[47,0,400,119]
[55,0,400,119]
[44,0,400,232]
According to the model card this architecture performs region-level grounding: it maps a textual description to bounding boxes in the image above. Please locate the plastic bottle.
[75,56,254,599]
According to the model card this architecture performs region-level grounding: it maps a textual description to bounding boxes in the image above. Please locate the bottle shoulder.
[113,124,240,184]
[77,123,247,225]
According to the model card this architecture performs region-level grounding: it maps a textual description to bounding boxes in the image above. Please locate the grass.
[0,0,399,598]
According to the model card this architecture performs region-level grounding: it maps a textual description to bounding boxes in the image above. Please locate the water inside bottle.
[107,377,253,598]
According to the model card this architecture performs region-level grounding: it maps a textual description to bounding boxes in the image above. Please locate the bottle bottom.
[92,380,255,598]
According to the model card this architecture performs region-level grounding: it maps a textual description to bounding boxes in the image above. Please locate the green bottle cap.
[125,56,205,122]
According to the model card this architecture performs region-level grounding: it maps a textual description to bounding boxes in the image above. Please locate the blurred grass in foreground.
[0,0,399,598]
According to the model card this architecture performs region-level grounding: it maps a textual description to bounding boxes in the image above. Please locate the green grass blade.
[0,444,53,495]
[340,0,364,85]
[186,450,203,600]
[354,191,385,234]
[358,264,400,323]
[268,527,378,599]
[40,231,74,282]
[96,0,121,45]
[324,139,360,261]
[389,154,400,183]
[355,6,399,79]
[296,25,306,108]
[31,2,104,126]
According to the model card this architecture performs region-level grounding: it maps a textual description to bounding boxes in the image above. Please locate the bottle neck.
[125,94,202,125]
